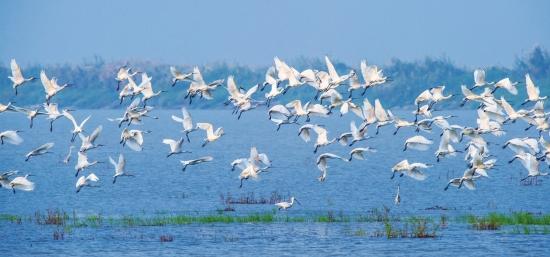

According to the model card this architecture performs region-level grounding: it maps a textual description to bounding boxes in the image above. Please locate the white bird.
[316,153,348,182]
[359,60,387,95]
[171,107,196,142]
[394,185,401,205]
[75,173,99,193]
[43,103,67,132]
[374,99,393,134]
[170,66,193,87]
[163,138,190,157]
[8,174,35,194]
[40,70,70,103]
[237,159,270,188]
[109,154,133,184]
[62,110,91,142]
[388,110,415,135]
[8,59,35,95]
[445,168,479,191]
[298,124,336,153]
[196,123,224,147]
[509,152,548,181]
[502,137,539,155]
[115,65,139,90]
[391,159,431,180]
[339,121,371,146]
[0,102,15,113]
[75,151,100,177]
[403,135,433,151]
[63,146,74,164]
[286,100,329,122]
[352,98,377,129]
[120,128,149,151]
[500,96,529,123]
[139,73,164,106]
[324,56,353,87]
[491,77,518,95]
[0,170,18,189]
[522,74,547,105]
[25,142,54,161]
[275,197,301,210]
[472,69,493,89]
[0,130,23,145]
[185,67,224,104]
[78,125,103,152]
[435,130,461,162]
[348,147,377,161]
[180,156,213,171]
[12,106,46,129]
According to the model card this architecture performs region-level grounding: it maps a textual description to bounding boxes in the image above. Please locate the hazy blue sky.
[1,0,549,67]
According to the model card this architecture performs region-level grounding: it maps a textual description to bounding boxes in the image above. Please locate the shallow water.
[1,109,549,256]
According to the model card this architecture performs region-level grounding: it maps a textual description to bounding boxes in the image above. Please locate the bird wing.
[525,74,539,99]
[38,142,55,152]
[63,111,79,129]
[199,156,214,162]
[109,156,117,168]
[40,70,54,94]
[325,56,339,81]
[170,66,182,77]
[474,69,485,86]
[374,99,389,121]
[118,154,125,172]
[298,125,312,142]
[89,125,102,144]
[10,59,23,80]
[192,67,205,84]
[87,173,99,182]
[80,115,92,128]
[196,123,214,138]
[181,107,194,131]
[245,84,259,99]
[307,104,329,116]
[226,76,241,98]
[0,130,23,145]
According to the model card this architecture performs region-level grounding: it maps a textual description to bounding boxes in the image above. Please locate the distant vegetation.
[1,46,549,109]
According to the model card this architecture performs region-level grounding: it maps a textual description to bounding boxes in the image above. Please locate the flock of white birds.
[1,56,549,210]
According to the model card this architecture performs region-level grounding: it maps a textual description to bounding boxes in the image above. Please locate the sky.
[1,0,549,68]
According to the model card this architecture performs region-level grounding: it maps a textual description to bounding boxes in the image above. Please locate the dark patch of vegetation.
[220,191,289,205]
[160,234,174,242]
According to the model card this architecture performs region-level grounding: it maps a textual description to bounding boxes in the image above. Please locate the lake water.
[1,109,549,256]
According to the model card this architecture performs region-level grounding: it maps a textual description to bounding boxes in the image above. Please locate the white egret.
[12,106,46,129]
[374,99,393,134]
[0,170,18,189]
[435,130,461,162]
[509,152,548,181]
[139,73,164,106]
[444,168,479,190]
[63,146,74,164]
[25,142,54,161]
[43,103,67,132]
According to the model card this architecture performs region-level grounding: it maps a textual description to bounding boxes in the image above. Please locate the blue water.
[1,109,549,256]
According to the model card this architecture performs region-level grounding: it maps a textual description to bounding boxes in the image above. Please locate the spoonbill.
[509,152,548,181]
[78,125,103,152]
[12,106,46,129]
[0,130,23,145]
[444,168,479,190]
[62,110,91,142]
[120,129,149,152]
[171,107,196,142]
[75,151,100,177]
[374,99,393,134]
[76,173,99,193]
[196,123,224,147]
[63,146,74,164]
[403,135,433,151]
[181,156,213,171]
[163,138,191,157]
[348,147,377,161]
[8,174,35,194]
[275,197,301,210]
[391,159,431,180]
[522,74,547,105]
[8,59,35,95]
[298,124,336,153]
[115,65,139,90]
[109,154,133,184]
[43,103,67,132]
[316,153,348,182]
[25,142,54,161]
[0,170,18,189]
[40,70,70,103]
[170,66,193,87]
[139,73,164,106]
